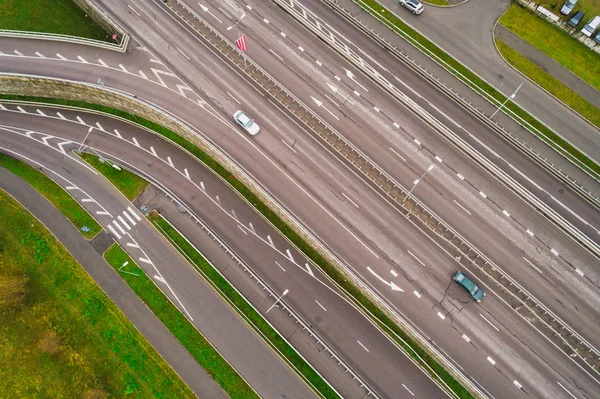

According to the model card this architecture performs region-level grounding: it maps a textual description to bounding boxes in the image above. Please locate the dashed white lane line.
[117,215,131,230]
[402,384,415,396]
[341,192,359,208]
[315,300,327,311]
[263,18,270,24]
[523,257,543,274]
[128,206,142,221]
[437,312,446,320]
[123,210,136,226]
[453,199,471,215]
[457,173,465,180]
[502,210,511,217]
[462,334,470,343]
[550,248,560,256]
[315,60,323,67]
[557,381,578,398]
[479,191,487,199]
[413,290,421,298]
[390,269,398,277]
[66,185,77,190]
[81,198,95,203]
[113,220,127,235]
[107,225,121,240]
[298,46,305,52]
[280,31,287,38]
[575,268,585,277]
[357,340,369,352]
[487,356,496,365]
[513,380,522,389]
[227,92,241,105]
[435,156,443,163]
[526,229,535,237]
[275,261,286,272]
[479,313,500,332]
[407,250,425,267]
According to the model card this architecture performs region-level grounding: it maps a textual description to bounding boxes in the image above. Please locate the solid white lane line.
[107,225,121,240]
[123,210,136,226]
[113,220,127,235]
[453,199,471,215]
[487,356,496,365]
[479,313,500,332]
[275,261,286,272]
[402,384,415,396]
[128,206,142,221]
[127,4,141,16]
[551,196,590,226]
[237,225,248,235]
[557,381,578,398]
[356,340,369,352]
[437,312,446,320]
[269,49,283,61]
[390,269,398,277]
[177,47,191,60]
[523,257,543,274]
[227,92,241,104]
[341,192,359,208]
[117,215,130,230]
[407,250,425,267]
[315,300,327,311]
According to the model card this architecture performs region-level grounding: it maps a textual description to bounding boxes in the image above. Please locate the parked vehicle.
[398,0,424,15]
[581,15,600,37]
[561,0,578,16]
[568,11,585,27]
[452,271,485,302]
[594,31,600,44]
[233,110,260,135]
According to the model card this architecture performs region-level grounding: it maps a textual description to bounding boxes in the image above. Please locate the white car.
[233,110,260,136]
[398,0,424,15]
[560,0,577,16]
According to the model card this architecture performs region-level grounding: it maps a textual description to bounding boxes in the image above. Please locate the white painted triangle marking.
[139,257,152,264]
[286,249,295,263]
[153,274,165,283]
[305,263,315,277]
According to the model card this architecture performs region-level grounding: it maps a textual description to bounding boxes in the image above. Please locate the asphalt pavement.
[0,166,229,399]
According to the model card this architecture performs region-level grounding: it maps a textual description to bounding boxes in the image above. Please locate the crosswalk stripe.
[113,220,126,235]
[128,206,142,221]
[117,215,130,230]
[123,210,136,226]
[107,225,121,240]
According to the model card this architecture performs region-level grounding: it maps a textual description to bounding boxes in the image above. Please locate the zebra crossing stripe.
[128,207,142,221]
[113,220,126,235]
[123,210,136,226]
[107,225,121,240]
[117,215,130,230]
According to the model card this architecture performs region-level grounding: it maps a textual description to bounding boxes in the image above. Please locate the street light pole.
[266,288,289,313]
[77,126,94,152]
[403,164,435,204]
[491,82,523,119]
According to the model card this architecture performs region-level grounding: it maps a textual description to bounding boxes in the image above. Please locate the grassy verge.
[104,244,260,399]
[0,94,472,397]
[79,152,149,201]
[496,40,600,128]
[0,0,110,41]
[538,0,600,29]
[150,215,338,399]
[355,0,600,179]
[0,190,194,398]
[499,4,600,91]
[424,0,449,5]
[0,152,101,239]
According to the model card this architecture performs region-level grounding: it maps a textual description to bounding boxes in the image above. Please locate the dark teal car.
[453,271,485,302]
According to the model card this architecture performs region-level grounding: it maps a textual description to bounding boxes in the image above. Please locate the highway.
[1,0,599,398]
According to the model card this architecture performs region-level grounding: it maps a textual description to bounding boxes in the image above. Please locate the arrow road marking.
[326,82,354,105]
[198,3,223,23]
[367,267,403,291]
[311,96,339,120]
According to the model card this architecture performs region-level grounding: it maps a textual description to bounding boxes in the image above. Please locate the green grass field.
[79,153,149,201]
[0,0,109,40]
[499,4,600,92]
[0,190,194,398]
[0,153,101,239]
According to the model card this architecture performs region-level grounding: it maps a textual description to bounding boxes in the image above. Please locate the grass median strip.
[354,0,600,178]
[0,152,101,238]
[150,215,340,399]
[0,95,471,397]
[78,152,149,201]
[0,0,110,41]
[104,244,260,399]
[0,190,194,398]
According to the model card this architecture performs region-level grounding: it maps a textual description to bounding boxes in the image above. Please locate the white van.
[581,16,600,37]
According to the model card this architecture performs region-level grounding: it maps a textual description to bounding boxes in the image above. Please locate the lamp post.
[403,164,435,204]
[77,126,94,152]
[491,82,523,119]
[227,12,245,31]
[266,289,289,313]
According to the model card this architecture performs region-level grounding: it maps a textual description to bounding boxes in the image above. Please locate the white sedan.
[398,0,424,15]
[233,110,260,136]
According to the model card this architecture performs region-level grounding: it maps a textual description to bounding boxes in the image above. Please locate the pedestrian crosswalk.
[106,207,142,240]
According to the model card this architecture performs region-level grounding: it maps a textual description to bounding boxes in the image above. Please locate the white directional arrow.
[311,96,339,120]
[326,82,354,105]
[367,267,403,292]
[345,69,368,92]
[198,3,222,23]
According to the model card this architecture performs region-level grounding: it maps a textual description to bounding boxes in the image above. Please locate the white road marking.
[96,210,110,216]
[551,196,590,226]
[119,64,128,73]
[502,210,511,217]
[437,312,446,320]
[56,112,66,119]
[479,191,487,199]
[453,199,472,215]
[514,380,522,389]
[227,91,241,104]
[315,60,323,66]
[113,129,122,138]
[177,47,191,60]
[407,250,425,267]
[413,138,421,146]
[98,59,107,67]
[263,18,270,24]
[526,229,535,237]
[77,55,88,63]
[184,168,191,180]
[237,225,248,235]
[269,49,283,61]
[402,384,415,396]
[56,53,67,60]
[550,248,559,256]
[413,290,421,298]
[246,4,252,10]
[462,334,470,343]
[267,235,275,247]
[286,249,295,263]
[487,356,496,365]
[298,46,305,52]
[305,263,315,277]
[17,106,26,113]
[150,146,157,156]
[200,181,206,191]
[128,206,142,221]
[373,106,380,112]
[457,173,465,180]
[280,31,287,38]
[575,268,585,277]
[81,198,95,203]
[353,90,360,96]
[107,225,121,239]
[479,313,500,332]
[248,222,255,233]
[367,267,403,291]
[334,75,340,80]
[36,109,46,116]
[126,242,139,248]
[132,137,140,147]
[557,381,578,398]
[218,7,231,19]
[523,257,543,274]
[281,139,297,154]
[357,340,369,352]
[127,4,141,16]
[393,122,400,128]
[113,220,127,235]
[167,156,174,167]
[13,50,24,56]
[76,116,85,124]
[138,257,152,264]
[275,261,286,271]
[139,70,148,79]
[435,156,443,163]
[341,192,359,208]
[389,147,406,161]
[66,186,77,190]
[122,210,136,226]
[95,122,104,131]
[315,300,327,311]
[153,274,166,283]
[117,215,131,230]
[390,269,398,277]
